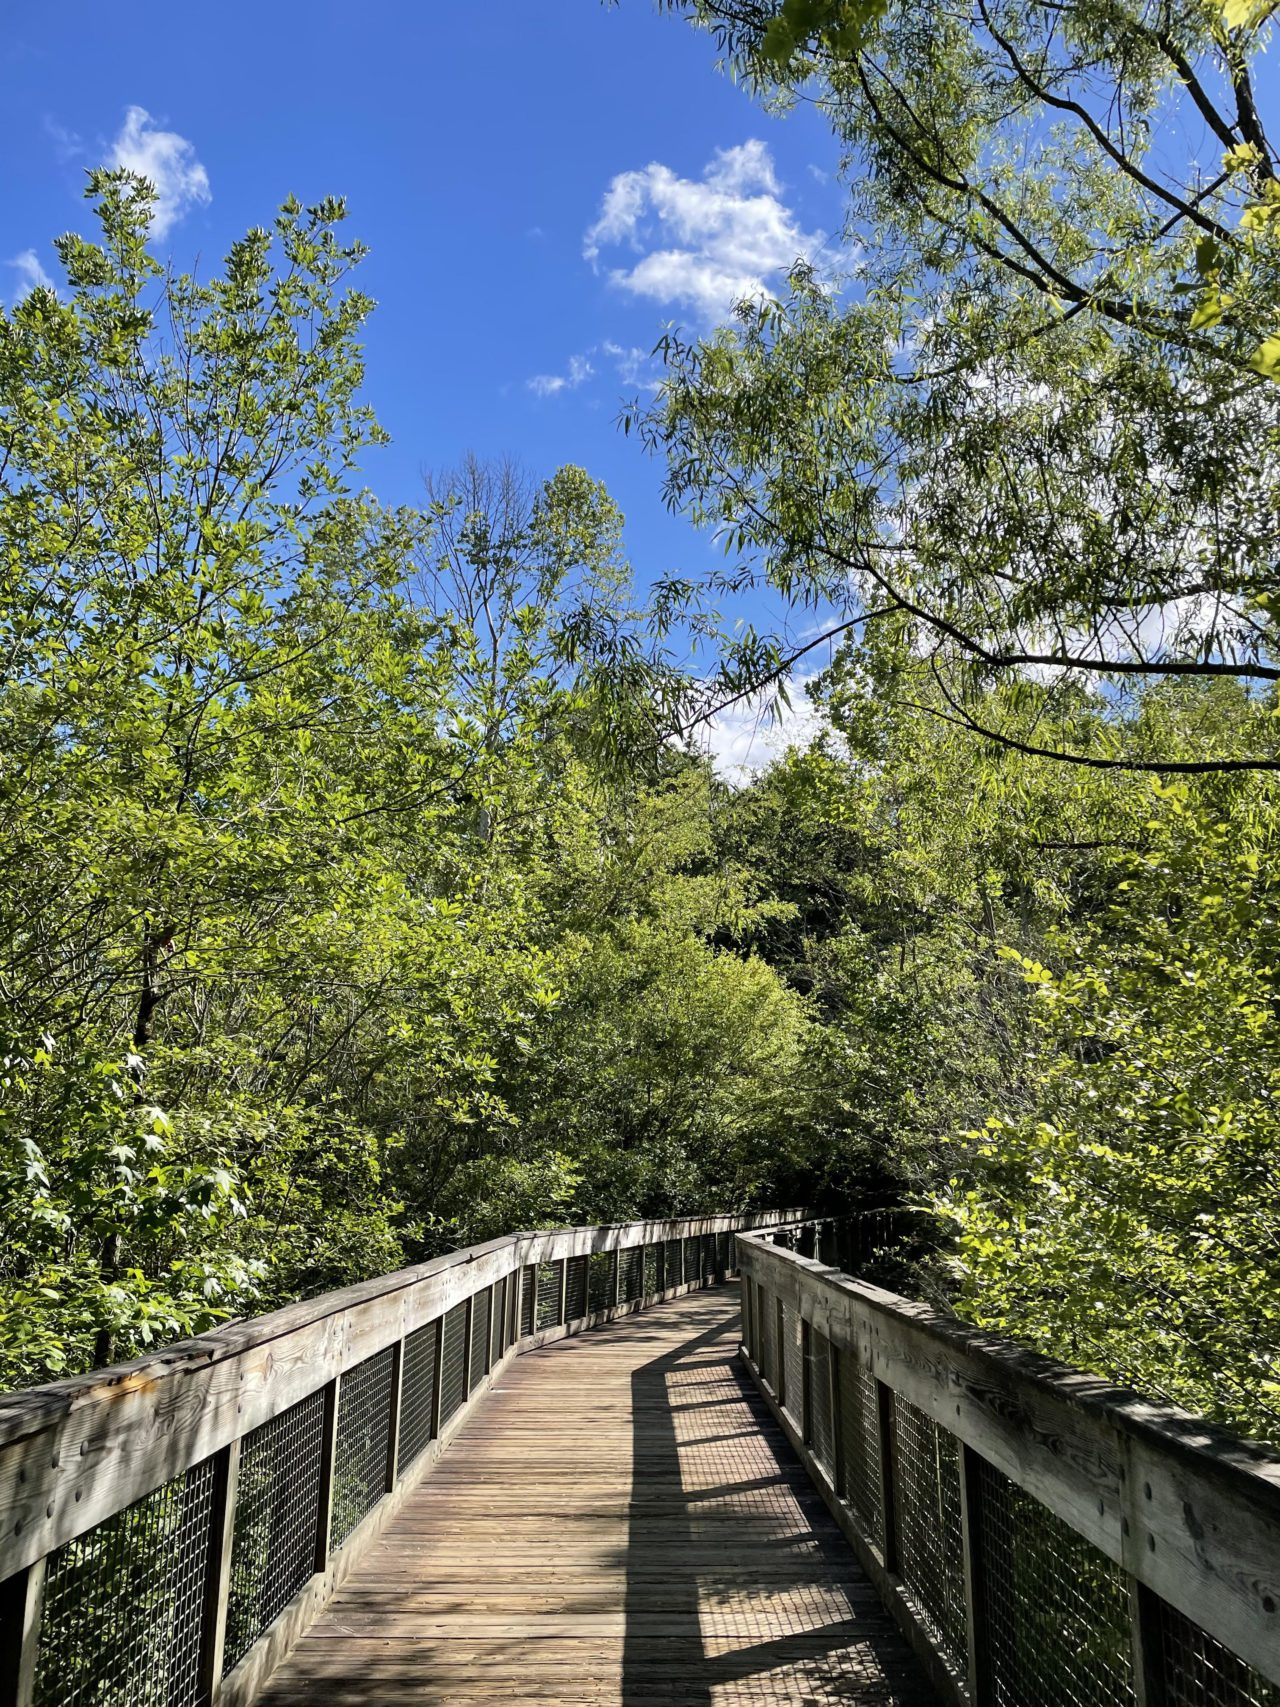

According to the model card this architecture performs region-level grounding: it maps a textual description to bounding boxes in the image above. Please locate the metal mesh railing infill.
[469,1286,491,1384]
[225,1388,326,1671]
[565,1254,589,1321]
[439,1300,469,1430]
[330,1346,394,1548]
[588,1248,616,1312]
[806,1326,835,1475]
[975,1454,1134,1707]
[397,1317,439,1475]
[836,1345,883,1549]
[535,1262,561,1331]
[32,1459,217,1707]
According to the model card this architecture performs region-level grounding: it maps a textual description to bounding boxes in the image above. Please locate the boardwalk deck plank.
[258,1289,933,1705]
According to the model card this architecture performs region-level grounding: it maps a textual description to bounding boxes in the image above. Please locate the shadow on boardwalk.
[259,1290,933,1705]
[621,1298,928,1705]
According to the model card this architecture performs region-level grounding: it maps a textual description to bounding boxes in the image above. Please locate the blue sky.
[1,2,845,648]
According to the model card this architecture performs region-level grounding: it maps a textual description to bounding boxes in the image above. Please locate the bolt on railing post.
[0,1555,45,1707]
[198,1436,241,1706]
[314,1376,340,1573]
[958,1442,993,1705]
[384,1339,405,1493]
[875,1380,900,1575]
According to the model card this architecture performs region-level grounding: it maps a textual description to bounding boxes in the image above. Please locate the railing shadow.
[622,1293,928,1704]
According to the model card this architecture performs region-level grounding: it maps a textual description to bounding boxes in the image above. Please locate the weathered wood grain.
[738,1231,1280,1688]
[0,1213,798,1580]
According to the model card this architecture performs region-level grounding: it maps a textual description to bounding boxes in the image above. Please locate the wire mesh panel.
[331,1346,394,1548]
[439,1299,469,1429]
[469,1286,492,1386]
[619,1245,644,1303]
[520,1265,535,1336]
[1153,1596,1280,1707]
[807,1326,835,1475]
[535,1261,562,1329]
[781,1301,804,1426]
[683,1235,701,1285]
[398,1318,439,1475]
[890,1394,967,1673]
[836,1347,884,1549]
[702,1234,717,1281]
[225,1387,326,1672]
[33,1457,217,1707]
[565,1254,589,1321]
[716,1231,732,1276]
[664,1237,683,1285]
[588,1248,616,1312]
[643,1242,659,1296]
[975,1454,1134,1707]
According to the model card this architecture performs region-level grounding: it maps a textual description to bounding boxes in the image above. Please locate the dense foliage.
[0,178,819,1384]
[4,37,1279,1458]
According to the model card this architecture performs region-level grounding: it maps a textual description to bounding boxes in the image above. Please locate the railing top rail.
[0,1210,801,1447]
[738,1226,1280,1495]
[1,1210,799,1707]
[0,1210,804,1587]
[737,1224,1280,1692]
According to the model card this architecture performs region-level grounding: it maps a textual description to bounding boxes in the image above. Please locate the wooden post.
[830,1343,847,1501]
[1129,1580,1168,1707]
[198,1437,241,1705]
[0,1557,45,1707]
[775,1297,786,1408]
[876,1380,899,1575]
[314,1376,340,1572]
[959,1443,992,1706]
[556,1261,568,1327]
[384,1339,405,1493]
[801,1319,813,1446]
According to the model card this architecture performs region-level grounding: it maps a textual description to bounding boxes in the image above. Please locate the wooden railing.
[737,1220,1280,1707]
[0,1210,803,1707]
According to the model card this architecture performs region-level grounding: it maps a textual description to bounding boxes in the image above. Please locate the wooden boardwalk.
[259,1289,933,1705]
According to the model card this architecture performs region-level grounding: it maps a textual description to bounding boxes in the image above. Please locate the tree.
[0,173,495,1375]
[644,0,1280,769]
[939,772,1280,1439]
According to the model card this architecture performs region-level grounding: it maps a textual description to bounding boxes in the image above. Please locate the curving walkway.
[258,1288,932,1705]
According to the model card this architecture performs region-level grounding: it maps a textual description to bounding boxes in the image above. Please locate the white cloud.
[526,343,665,399]
[44,117,83,162]
[600,340,662,391]
[584,140,825,324]
[694,673,831,782]
[108,106,210,239]
[526,353,595,397]
[7,250,55,302]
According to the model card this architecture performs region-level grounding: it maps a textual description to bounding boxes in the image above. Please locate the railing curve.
[736,1220,1280,1707]
[0,1209,804,1707]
